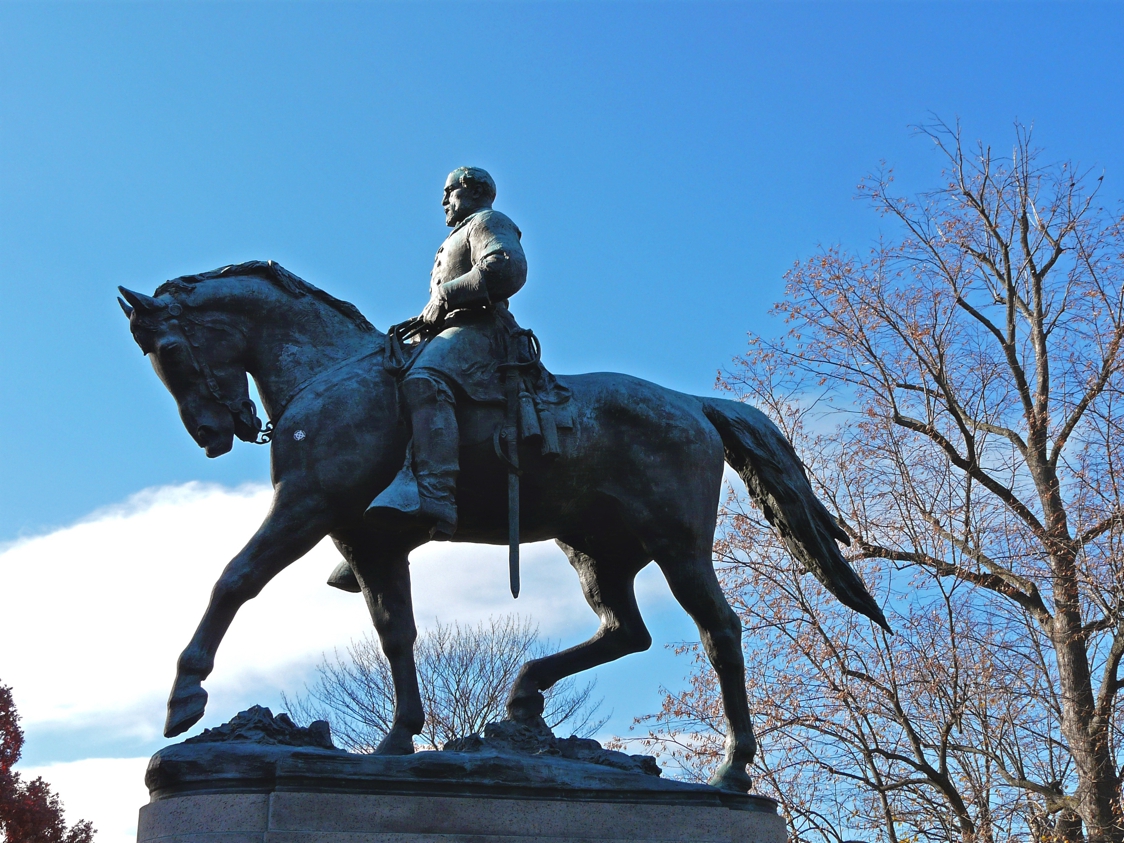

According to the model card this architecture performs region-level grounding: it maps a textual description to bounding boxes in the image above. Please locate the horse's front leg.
[165,490,333,737]
[339,536,425,754]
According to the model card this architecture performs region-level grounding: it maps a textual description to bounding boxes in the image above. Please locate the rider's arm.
[438,212,528,309]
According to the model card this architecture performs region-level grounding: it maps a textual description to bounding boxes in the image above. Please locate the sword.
[496,331,543,599]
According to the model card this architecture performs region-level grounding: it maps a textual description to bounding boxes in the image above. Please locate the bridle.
[154,303,381,446]
[157,305,274,445]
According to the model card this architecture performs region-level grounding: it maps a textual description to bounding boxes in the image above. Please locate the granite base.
[138,788,787,843]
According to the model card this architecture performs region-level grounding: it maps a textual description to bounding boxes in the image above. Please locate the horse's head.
[119,286,265,457]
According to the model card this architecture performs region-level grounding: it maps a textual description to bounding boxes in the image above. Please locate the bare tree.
[636,483,1066,842]
[635,121,1124,842]
[283,614,607,752]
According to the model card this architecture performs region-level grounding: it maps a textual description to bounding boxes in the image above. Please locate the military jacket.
[411,208,528,403]
[430,208,527,310]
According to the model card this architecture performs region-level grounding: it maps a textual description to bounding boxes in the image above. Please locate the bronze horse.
[119,261,888,792]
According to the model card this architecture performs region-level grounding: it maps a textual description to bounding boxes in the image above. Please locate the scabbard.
[504,370,521,598]
[508,473,520,598]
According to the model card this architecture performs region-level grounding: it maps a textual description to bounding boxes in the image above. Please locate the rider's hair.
[449,167,497,203]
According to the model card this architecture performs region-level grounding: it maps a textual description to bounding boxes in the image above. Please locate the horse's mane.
[155,260,375,333]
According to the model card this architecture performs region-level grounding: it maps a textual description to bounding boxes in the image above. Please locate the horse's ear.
[118,286,165,313]
[117,296,134,318]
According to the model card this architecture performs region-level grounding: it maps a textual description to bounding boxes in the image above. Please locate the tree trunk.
[1051,559,1121,843]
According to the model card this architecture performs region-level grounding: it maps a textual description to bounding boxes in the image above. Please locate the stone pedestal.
[139,788,786,843]
[138,709,786,843]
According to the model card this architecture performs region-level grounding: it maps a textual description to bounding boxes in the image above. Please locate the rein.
[166,310,277,445]
[169,310,381,446]
[263,346,384,433]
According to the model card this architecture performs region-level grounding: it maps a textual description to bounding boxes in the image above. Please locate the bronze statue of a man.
[366,167,528,539]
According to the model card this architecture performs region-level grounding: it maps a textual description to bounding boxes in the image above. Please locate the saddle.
[384,316,573,460]
[383,315,573,597]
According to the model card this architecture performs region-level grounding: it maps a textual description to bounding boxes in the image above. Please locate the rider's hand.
[420,295,447,326]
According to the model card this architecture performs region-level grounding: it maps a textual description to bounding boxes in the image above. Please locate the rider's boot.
[365,375,458,540]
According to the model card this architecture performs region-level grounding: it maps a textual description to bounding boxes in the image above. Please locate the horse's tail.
[701,398,891,632]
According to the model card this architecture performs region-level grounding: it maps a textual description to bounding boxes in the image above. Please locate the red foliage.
[0,683,94,843]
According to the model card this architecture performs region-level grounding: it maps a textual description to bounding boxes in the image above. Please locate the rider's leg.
[366,371,459,539]
[404,373,458,538]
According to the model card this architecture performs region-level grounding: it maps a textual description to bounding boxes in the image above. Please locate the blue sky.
[2,1,1123,840]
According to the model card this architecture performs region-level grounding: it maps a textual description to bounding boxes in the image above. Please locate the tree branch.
[891,411,1048,538]
[854,539,1052,624]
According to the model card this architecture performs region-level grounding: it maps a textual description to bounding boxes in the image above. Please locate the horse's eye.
[154,344,192,374]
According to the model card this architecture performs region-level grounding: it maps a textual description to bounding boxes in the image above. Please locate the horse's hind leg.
[656,551,757,793]
[338,534,425,754]
[507,539,652,724]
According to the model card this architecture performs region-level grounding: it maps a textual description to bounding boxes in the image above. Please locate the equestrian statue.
[118,167,889,794]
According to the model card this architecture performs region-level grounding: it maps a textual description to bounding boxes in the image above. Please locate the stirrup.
[365,462,457,540]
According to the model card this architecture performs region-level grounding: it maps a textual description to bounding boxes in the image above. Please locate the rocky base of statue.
[138,707,787,843]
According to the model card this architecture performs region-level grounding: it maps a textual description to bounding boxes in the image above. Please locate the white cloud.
[0,483,675,746]
[16,757,149,843]
[0,482,703,843]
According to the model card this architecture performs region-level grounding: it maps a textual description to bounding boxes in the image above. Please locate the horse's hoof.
[497,713,555,743]
[373,728,416,755]
[164,686,208,738]
[505,690,546,722]
[708,761,753,793]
